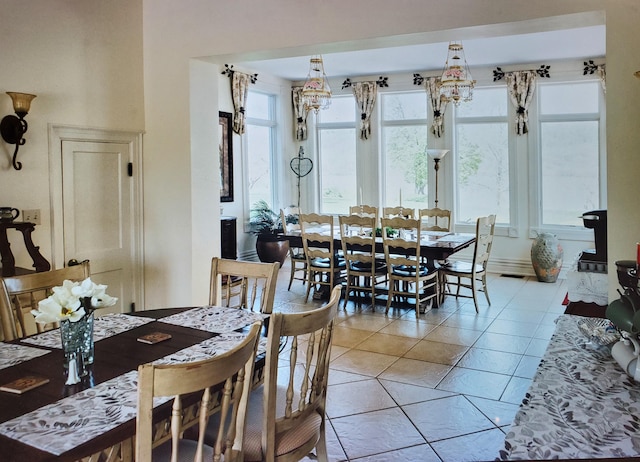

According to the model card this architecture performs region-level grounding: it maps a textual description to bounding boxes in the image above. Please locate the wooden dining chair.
[440,214,496,312]
[280,207,307,290]
[381,217,439,316]
[209,257,279,314]
[418,207,452,232]
[0,260,91,341]
[237,285,341,462]
[382,206,415,219]
[349,204,379,227]
[136,321,262,462]
[339,214,386,308]
[299,213,345,302]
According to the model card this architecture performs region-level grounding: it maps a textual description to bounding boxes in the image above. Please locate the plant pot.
[256,234,289,268]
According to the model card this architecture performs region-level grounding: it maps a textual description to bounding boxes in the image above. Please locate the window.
[316,96,356,214]
[453,87,510,224]
[380,92,429,209]
[536,81,602,227]
[245,91,277,209]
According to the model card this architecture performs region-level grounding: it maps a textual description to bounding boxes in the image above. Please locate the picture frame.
[219,111,233,202]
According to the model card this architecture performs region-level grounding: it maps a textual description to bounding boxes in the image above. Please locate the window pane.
[456,123,509,223]
[540,82,599,114]
[246,125,272,207]
[317,97,355,123]
[246,92,270,119]
[383,125,428,209]
[456,87,508,117]
[382,93,427,120]
[541,121,599,226]
[319,128,356,214]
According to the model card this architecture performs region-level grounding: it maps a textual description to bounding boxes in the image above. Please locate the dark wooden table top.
[0,307,258,462]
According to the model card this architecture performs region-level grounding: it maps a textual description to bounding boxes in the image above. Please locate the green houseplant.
[249,200,289,267]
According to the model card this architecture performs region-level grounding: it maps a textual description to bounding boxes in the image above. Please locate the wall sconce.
[1,92,36,170]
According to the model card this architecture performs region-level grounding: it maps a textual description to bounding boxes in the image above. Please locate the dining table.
[282,228,476,266]
[0,306,268,462]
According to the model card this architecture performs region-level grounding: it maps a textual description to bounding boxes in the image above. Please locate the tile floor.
[270,261,568,462]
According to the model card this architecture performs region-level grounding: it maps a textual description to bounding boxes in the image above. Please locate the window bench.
[498,314,640,460]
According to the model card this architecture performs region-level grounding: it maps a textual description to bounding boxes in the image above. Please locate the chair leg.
[471,276,479,313]
[315,419,329,462]
[385,279,394,314]
[482,274,491,306]
[304,269,314,302]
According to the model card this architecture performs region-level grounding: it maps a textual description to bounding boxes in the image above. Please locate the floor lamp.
[427,149,449,208]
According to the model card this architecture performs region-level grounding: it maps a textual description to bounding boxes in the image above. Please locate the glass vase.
[60,312,94,370]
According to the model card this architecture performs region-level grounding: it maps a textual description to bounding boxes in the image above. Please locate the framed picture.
[219,111,233,202]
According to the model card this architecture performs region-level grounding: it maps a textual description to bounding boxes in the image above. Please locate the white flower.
[31,277,117,323]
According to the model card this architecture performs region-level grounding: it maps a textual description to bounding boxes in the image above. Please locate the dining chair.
[440,214,496,312]
[0,260,91,341]
[280,207,307,290]
[418,207,452,232]
[382,206,415,219]
[238,285,341,462]
[381,217,439,316]
[299,213,345,302]
[209,257,279,314]
[136,321,262,462]
[339,214,387,308]
[349,204,379,227]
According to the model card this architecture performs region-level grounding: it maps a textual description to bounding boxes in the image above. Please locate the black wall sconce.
[1,92,36,170]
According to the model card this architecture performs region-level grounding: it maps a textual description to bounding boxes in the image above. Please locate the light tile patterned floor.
[271,261,568,462]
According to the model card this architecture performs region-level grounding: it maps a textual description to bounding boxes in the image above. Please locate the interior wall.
[142,0,640,308]
[0,0,144,270]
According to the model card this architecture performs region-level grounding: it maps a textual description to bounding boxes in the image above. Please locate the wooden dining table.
[282,229,476,267]
[0,306,267,462]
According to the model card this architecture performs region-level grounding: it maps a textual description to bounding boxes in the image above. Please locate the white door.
[61,140,132,314]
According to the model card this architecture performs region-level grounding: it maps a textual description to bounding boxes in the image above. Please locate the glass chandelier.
[302,56,331,113]
[439,42,475,106]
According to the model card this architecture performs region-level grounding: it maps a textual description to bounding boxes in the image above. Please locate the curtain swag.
[292,86,308,141]
[504,70,537,135]
[426,77,447,138]
[352,81,377,140]
[230,72,251,134]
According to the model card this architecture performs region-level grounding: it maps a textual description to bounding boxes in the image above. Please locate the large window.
[453,87,510,224]
[316,96,356,214]
[380,92,429,210]
[245,91,277,209]
[537,81,602,227]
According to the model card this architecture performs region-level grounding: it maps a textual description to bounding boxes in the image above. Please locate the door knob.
[67,259,79,266]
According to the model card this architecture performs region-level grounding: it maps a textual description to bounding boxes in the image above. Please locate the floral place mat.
[158,306,266,334]
[0,370,170,456]
[0,343,51,371]
[21,313,156,349]
[499,314,640,460]
[154,332,267,365]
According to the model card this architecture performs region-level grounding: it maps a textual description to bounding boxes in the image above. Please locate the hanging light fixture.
[302,55,331,113]
[439,42,475,106]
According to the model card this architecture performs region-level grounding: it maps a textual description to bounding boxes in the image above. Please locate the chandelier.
[302,56,331,113]
[438,42,475,106]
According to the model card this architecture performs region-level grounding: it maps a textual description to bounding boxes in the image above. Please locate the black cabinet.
[221,216,237,260]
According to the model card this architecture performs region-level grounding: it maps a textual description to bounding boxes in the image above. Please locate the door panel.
[62,141,132,314]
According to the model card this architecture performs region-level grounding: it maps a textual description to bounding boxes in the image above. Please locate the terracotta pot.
[255,234,289,268]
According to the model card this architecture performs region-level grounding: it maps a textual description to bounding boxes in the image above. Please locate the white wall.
[0,0,144,270]
[142,0,640,308]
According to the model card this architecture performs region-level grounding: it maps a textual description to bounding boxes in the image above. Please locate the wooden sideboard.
[221,216,237,260]
[0,222,50,277]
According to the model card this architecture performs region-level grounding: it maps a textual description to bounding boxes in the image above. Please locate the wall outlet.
[22,209,41,225]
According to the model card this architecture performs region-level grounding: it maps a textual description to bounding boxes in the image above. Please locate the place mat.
[21,313,156,349]
[154,332,268,365]
[0,370,170,456]
[158,306,266,333]
[499,314,640,460]
[0,343,51,371]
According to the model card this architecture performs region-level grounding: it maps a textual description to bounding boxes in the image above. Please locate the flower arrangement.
[31,277,118,324]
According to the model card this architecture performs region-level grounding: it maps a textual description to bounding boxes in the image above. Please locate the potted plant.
[249,200,289,267]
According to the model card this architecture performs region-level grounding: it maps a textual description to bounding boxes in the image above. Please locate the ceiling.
[237,25,605,82]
